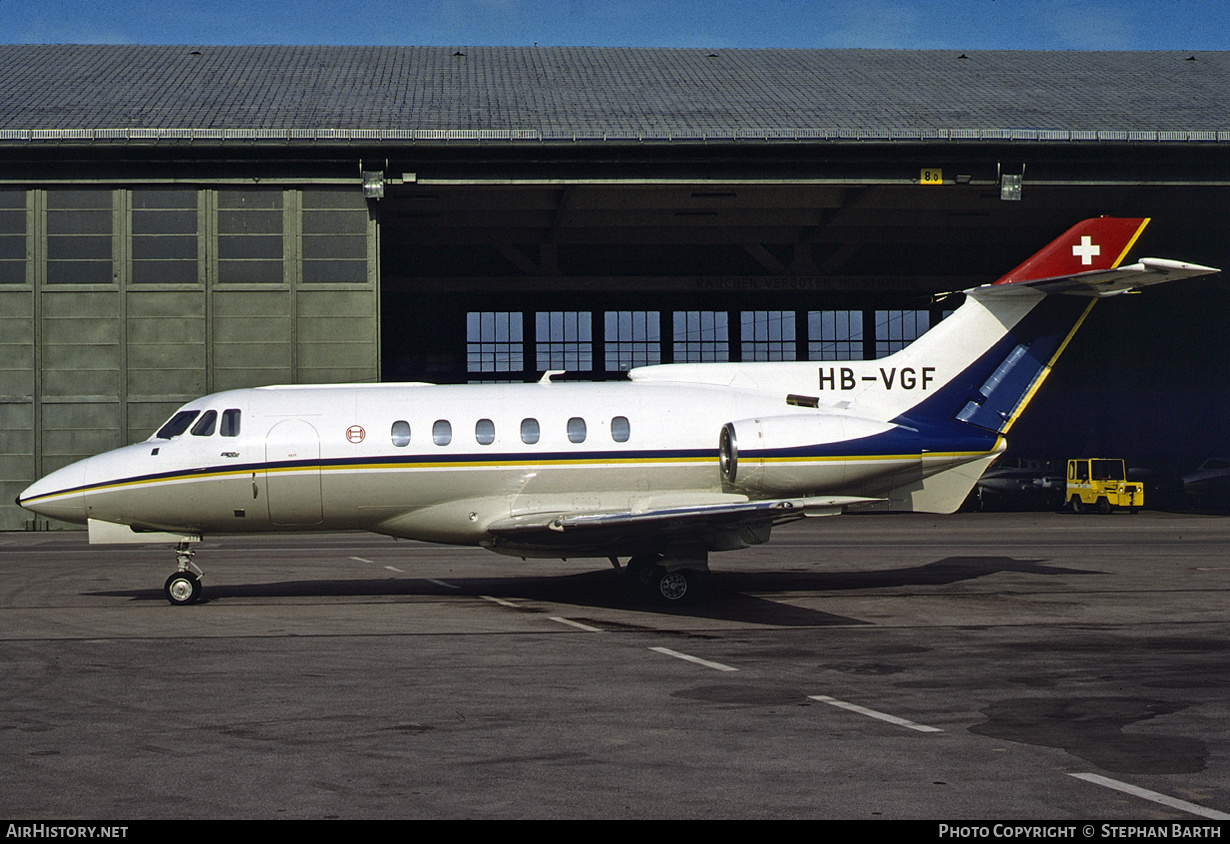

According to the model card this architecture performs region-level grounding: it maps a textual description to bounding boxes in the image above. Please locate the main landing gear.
[616,552,709,605]
[164,541,204,605]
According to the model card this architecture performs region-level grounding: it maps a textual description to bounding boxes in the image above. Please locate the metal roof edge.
[0,127,1228,144]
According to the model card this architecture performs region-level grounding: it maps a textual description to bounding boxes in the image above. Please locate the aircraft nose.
[17,458,90,524]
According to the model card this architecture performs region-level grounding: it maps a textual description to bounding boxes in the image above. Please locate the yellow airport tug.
[1066,458,1143,514]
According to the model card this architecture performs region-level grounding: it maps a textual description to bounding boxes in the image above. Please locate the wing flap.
[487,494,881,536]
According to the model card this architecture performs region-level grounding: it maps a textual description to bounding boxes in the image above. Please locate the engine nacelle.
[719,413,920,496]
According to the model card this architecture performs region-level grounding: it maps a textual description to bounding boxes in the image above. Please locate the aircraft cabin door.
[264,419,324,526]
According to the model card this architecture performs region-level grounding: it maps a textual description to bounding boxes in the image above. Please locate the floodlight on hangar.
[999,163,1025,201]
[362,171,385,200]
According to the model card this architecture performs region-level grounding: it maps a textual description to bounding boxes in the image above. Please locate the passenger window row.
[390,416,631,447]
[156,408,242,439]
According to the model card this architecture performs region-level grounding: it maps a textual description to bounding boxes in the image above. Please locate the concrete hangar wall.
[3,46,1230,529]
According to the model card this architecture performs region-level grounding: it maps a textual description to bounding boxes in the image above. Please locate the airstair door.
[264,419,324,526]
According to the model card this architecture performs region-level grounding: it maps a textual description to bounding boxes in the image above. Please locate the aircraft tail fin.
[992,217,1151,286]
[975,217,1217,299]
[893,218,1217,439]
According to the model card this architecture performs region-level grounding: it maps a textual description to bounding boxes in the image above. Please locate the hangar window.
[808,311,864,360]
[567,417,587,443]
[190,410,217,437]
[302,189,368,283]
[132,189,198,285]
[156,410,199,439]
[217,190,284,284]
[611,416,630,443]
[475,418,496,445]
[521,418,540,444]
[391,420,411,447]
[741,311,796,361]
[536,311,592,371]
[467,311,524,374]
[673,311,729,362]
[605,311,661,370]
[47,189,114,284]
[433,420,452,446]
[220,409,241,437]
[875,310,930,358]
[0,189,26,284]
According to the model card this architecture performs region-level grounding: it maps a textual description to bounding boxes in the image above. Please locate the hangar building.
[3,45,1229,529]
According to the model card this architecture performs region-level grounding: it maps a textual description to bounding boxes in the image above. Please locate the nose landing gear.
[164,541,204,605]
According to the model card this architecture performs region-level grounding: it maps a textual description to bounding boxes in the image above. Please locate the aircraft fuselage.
[19,377,996,554]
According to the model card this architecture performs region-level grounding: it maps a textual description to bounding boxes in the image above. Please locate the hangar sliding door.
[2,185,379,531]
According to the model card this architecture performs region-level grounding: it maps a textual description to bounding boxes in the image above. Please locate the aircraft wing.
[483,494,880,555]
[971,258,1219,299]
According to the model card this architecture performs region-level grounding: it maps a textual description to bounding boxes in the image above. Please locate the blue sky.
[7,0,1229,50]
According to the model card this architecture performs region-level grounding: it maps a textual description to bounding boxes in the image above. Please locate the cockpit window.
[191,410,217,437]
[220,409,241,437]
[155,410,200,439]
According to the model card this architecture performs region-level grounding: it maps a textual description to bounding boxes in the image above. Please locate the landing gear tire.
[623,554,659,594]
[165,571,202,606]
[653,567,690,603]
[623,553,709,605]
[649,566,707,605]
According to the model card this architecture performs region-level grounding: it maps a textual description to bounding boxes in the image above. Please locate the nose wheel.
[165,541,203,605]
[165,570,202,605]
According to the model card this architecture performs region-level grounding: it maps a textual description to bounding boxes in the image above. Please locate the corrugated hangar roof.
[0,44,1228,143]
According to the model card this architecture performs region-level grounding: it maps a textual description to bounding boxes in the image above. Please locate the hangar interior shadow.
[376,155,1230,495]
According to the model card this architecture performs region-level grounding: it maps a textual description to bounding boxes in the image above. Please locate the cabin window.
[190,410,217,437]
[432,420,452,446]
[521,418,540,444]
[611,416,630,443]
[220,409,241,437]
[475,419,495,445]
[155,410,199,439]
[567,417,587,444]
[391,420,411,447]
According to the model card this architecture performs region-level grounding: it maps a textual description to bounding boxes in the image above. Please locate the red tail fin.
[993,217,1150,285]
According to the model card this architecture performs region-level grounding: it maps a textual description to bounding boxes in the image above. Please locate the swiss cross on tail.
[993,217,1149,285]
[978,217,1218,298]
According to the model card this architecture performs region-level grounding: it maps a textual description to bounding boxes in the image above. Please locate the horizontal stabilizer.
[971,257,1219,299]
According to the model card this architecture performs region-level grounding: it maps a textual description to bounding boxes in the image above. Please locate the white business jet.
[17,218,1218,605]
